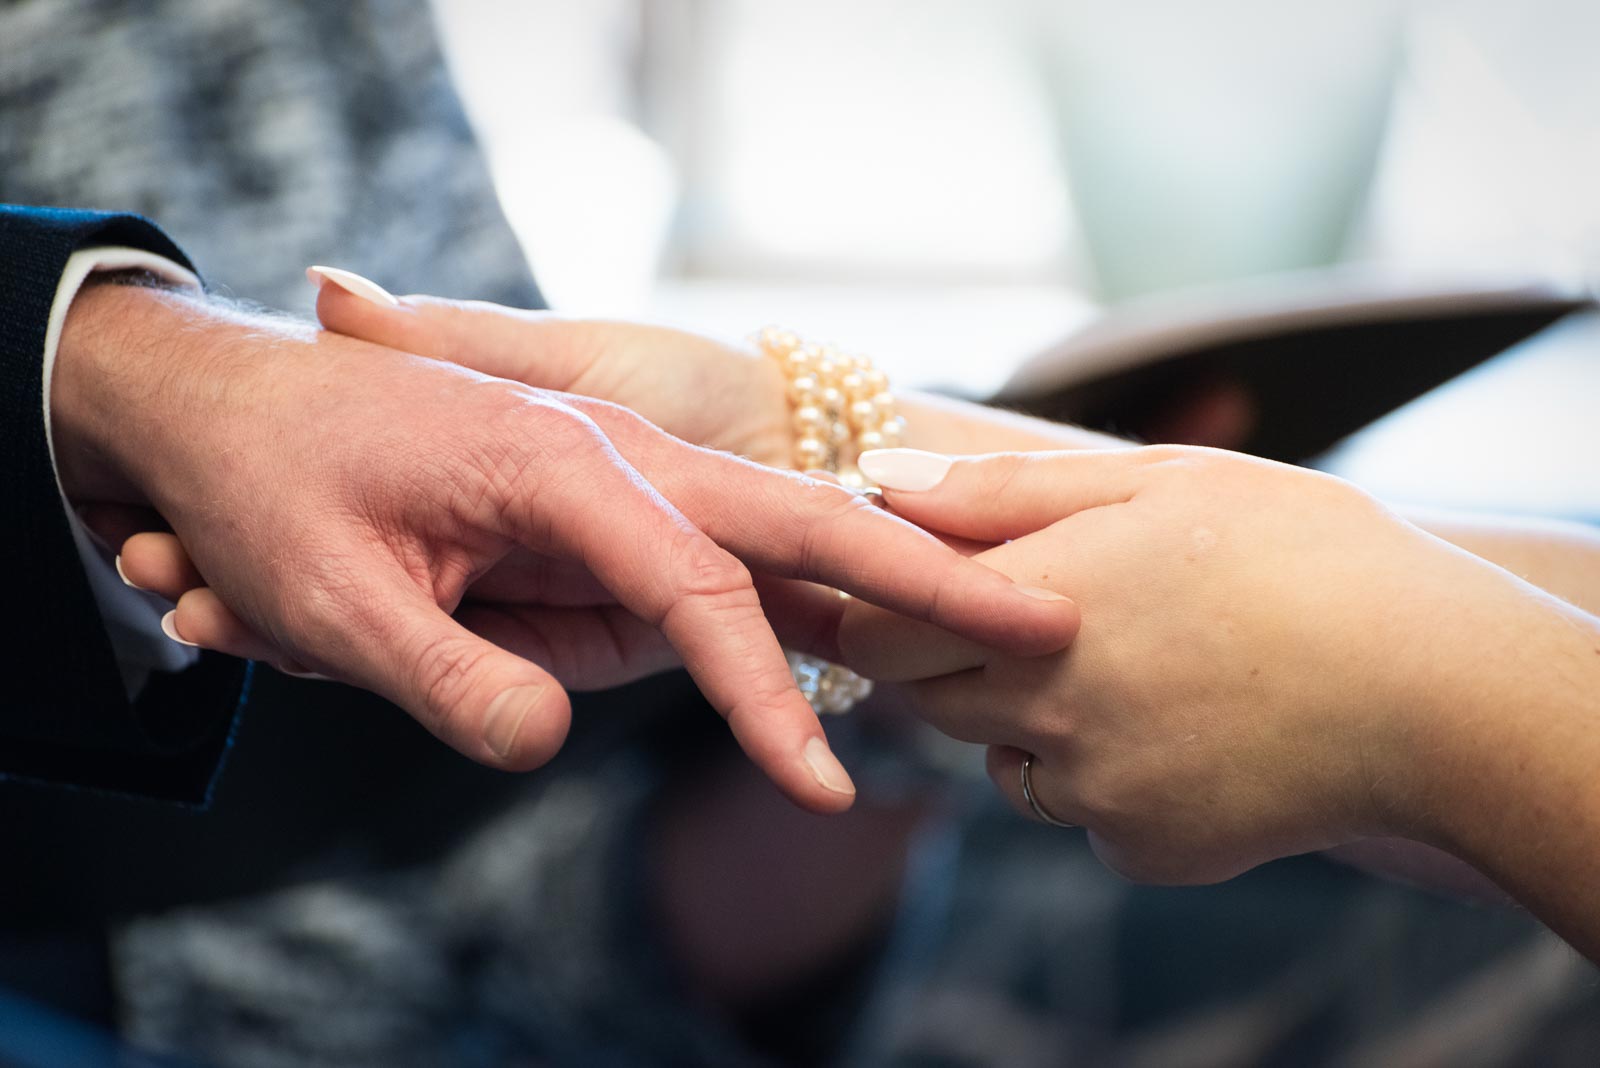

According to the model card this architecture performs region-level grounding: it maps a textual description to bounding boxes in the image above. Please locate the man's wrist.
[52,280,220,505]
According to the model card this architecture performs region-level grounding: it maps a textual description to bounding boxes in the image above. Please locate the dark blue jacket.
[0,205,248,804]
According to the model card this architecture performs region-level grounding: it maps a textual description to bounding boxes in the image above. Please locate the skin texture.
[848,446,1600,960]
[111,286,1600,966]
[52,280,1079,814]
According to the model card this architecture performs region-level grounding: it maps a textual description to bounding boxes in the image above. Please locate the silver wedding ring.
[1021,754,1075,828]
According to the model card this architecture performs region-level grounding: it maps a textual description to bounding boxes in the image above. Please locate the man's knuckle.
[667,531,752,599]
[273,547,366,637]
[793,489,868,578]
[413,631,488,729]
[639,528,756,633]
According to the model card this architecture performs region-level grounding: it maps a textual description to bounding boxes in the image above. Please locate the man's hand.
[52,284,1077,813]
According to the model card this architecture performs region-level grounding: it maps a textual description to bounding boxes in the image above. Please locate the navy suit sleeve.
[0,204,248,804]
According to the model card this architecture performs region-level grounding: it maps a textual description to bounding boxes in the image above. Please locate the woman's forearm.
[1404,508,1600,617]
[1405,593,1600,960]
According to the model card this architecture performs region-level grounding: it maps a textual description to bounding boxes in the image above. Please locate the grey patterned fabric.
[0,0,538,314]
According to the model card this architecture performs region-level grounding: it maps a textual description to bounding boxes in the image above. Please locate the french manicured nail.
[484,685,542,759]
[160,610,199,647]
[305,265,399,307]
[1016,585,1071,602]
[803,736,856,796]
[114,555,144,590]
[858,448,953,492]
[276,659,332,682]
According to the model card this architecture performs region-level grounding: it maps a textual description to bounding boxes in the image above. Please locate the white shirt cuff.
[43,248,206,695]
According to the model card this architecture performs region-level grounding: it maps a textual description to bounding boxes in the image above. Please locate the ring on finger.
[1021,753,1075,828]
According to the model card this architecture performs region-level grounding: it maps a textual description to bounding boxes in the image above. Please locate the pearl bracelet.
[757,326,906,482]
[758,326,901,714]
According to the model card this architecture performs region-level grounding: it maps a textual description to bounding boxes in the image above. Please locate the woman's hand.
[840,445,1585,884]
[308,267,795,468]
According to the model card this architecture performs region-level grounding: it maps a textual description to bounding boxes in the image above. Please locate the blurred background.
[433,0,1600,519]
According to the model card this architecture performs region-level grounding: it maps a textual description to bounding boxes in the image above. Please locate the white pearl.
[792,405,826,434]
[794,436,828,468]
[785,348,816,376]
[788,375,820,406]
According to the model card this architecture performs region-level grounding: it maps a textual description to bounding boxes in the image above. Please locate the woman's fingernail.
[1016,584,1071,602]
[160,610,200,647]
[306,265,399,307]
[484,684,543,759]
[115,555,145,590]
[277,662,333,682]
[858,448,953,492]
[802,736,857,796]
[275,655,328,681]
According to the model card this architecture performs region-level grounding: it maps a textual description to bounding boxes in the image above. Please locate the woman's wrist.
[1384,581,1600,859]
[739,348,799,468]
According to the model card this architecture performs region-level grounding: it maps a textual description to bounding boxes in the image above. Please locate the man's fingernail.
[484,685,542,759]
[858,448,953,492]
[803,736,857,796]
[115,555,145,590]
[306,265,400,307]
[1016,584,1071,602]
[160,610,200,647]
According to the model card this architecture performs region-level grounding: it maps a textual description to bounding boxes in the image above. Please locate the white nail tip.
[160,610,200,647]
[114,555,140,590]
[858,448,953,492]
[307,265,399,307]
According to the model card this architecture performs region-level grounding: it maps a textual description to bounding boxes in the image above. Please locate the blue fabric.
[0,205,248,803]
[0,987,207,1067]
